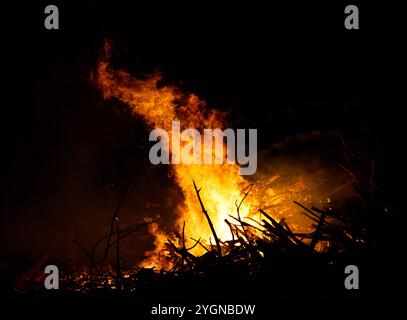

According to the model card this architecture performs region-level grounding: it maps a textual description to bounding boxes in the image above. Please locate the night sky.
[0,1,404,279]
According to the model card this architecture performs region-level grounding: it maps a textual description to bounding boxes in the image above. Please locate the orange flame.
[96,41,333,268]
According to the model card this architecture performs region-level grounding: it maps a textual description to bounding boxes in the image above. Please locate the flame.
[96,41,332,269]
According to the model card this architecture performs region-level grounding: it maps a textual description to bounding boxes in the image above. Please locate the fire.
[96,41,331,269]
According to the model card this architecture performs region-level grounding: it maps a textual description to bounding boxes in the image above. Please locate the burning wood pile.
[13,42,384,298]
[157,180,355,273]
[12,169,386,301]
[24,179,368,296]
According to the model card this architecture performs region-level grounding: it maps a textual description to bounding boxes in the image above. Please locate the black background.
[0,1,405,300]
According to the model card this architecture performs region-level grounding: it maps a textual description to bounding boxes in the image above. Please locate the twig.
[224,219,235,241]
[103,190,127,264]
[74,228,95,274]
[115,217,122,278]
[310,209,326,250]
[235,184,253,243]
[107,218,161,249]
[193,180,222,256]
[190,237,210,252]
[182,221,186,249]
[186,237,202,251]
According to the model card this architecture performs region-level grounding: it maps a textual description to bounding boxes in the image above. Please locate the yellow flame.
[97,41,329,269]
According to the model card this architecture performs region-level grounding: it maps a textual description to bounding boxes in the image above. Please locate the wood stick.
[310,210,326,250]
[103,190,127,264]
[193,180,222,256]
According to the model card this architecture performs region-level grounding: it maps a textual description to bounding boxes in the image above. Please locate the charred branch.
[193,180,222,257]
